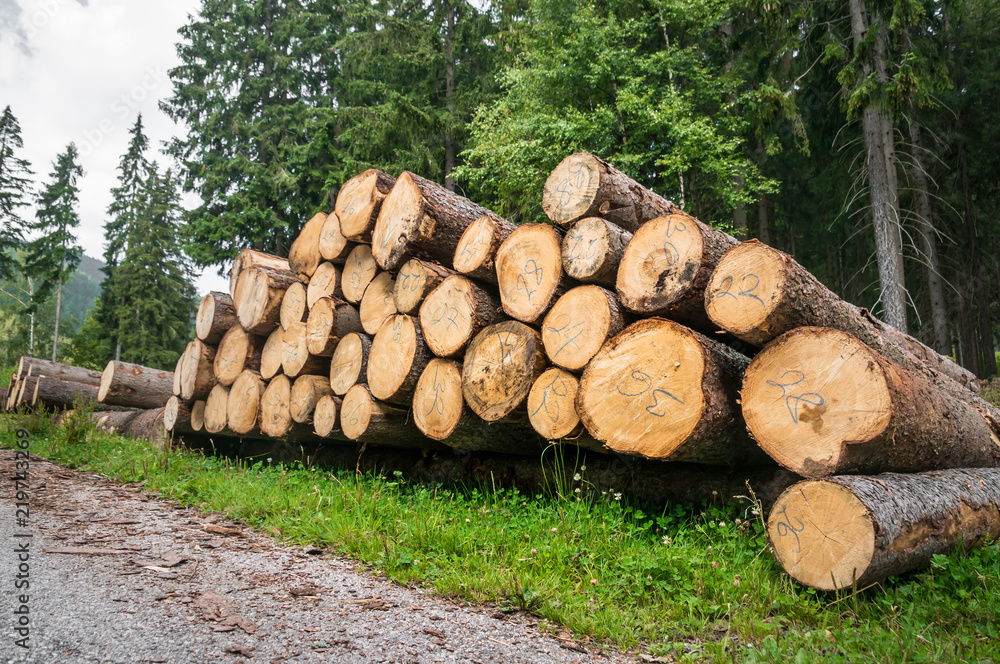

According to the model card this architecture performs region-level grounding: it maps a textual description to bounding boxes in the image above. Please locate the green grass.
[3,410,999,663]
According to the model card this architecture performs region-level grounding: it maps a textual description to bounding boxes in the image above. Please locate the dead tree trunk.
[527,367,586,441]
[179,340,217,401]
[204,384,231,434]
[164,396,194,434]
[329,332,371,396]
[234,264,302,336]
[306,297,363,357]
[306,262,345,309]
[279,282,309,330]
[319,212,354,263]
[367,315,433,406]
[393,259,457,315]
[290,375,335,424]
[359,272,397,335]
[312,394,342,438]
[261,327,285,380]
[341,245,379,304]
[229,249,290,299]
[340,384,441,449]
[214,325,264,387]
[16,357,102,386]
[282,321,331,377]
[288,212,328,280]
[226,370,265,435]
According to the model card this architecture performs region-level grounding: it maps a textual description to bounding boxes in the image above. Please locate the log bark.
[419,276,503,358]
[306,262,344,309]
[279,282,309,330]
[341,244,379,304]
[462,321,548,422]
[164,396,193,434]
[340,384,442,449]
[32,377,132,412]
[226,370,265,435]
[705,240,979,392]
[190,400,206,432]
[229,249,289,299]
[91,409,141,433]
[261,326,285,380]
[768,469,1000,591]
[306,297,363,357]
[616,213,738,327]
[367,314,433,406]
[196,291,238,344]
[329,332,371,396]
[288,212,328,280]
[234,264,302,335]
[495,223,572,325]
[99,360,175,410]
[742,327,1000,477]
[319,211,355,264]
[179,340,217,401]
[542,152,680,232]
[282,321,331,377]
[452,215,516,284]
[204,383,231,434]
[92,407,168,445]
[541,285,626,371]
[16,357,102,386]
[335,169,397,242]
[313,394,342,438]
[12,377,37,409]
[562,217,632,287]
[371,171,505,271]
[214,325,264,387]
[577,318,762,465]
[290,375,335,424]
[393,258,457,315]
[359,272,397,335]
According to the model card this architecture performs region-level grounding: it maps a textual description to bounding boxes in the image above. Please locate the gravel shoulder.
[1,452,640,664]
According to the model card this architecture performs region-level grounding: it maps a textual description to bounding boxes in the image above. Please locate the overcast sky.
[0,0,229,294]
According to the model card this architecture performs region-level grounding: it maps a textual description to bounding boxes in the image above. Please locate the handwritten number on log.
[555,163,587,207]
[617,370,652,397]
[341,193,360,216]
[567,233,598,261]
[715,274,765,307]
[458,227,489,266]
[426,365,446,416]
[618,370,683,417]
[497,331,519,376]
[645,389,684,417]
[773,505,805,552]
[530,373,568,423]
[766,370,825,424]
[345,399,362,426]
[545,314,585,358]
[391,318,403,343]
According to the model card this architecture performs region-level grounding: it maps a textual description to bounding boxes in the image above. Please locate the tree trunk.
[561,217,632,288]
[313,394,342,438]
[287,212,328,280]
[16,357,102,386]
[452,216,516,284]
[444,0,456,191]
[340,384,442,449]
[33,377,133,412]
[91,407,168,445]
[51,276,63,362]
[335,169,397,243]
[359,272,397,335]
[234,264,302,335]
[393,258,457,315]
[541,285,627,371]
[341,245,378,304]
[319,212,354,264]
[462,321,548,422]
[196,291,238,344]
[306,297,363,357]
[306,262,344,309]
[768,469,1000,591]
[367,314,433,406]
[282,321,331,377]
[742,327,1000,477]
[260,326,285,380]
[330,331,371,396]
[214,325,265,387]
[419,276,503,358]
[99,360,175,409]
[279,282,309,331]
[495,223,572,325]
[226,370,265,435]
[290,374,335,424]
[179,340,217,401]
[542,152,680,232]
[229,249,290,299]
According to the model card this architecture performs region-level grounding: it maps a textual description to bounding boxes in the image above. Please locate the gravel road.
[0,451,640,664]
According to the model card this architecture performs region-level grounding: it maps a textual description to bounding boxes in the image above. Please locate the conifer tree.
[0,105,33,281]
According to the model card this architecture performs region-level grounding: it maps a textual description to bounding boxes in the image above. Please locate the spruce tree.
[0,105,34,281]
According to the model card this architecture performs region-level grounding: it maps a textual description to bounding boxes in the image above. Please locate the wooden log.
[32,377,131,412]
[577,318,762,465]
[419,276,503,358]
[359,272,397,335]
[495,223,572,325]
[190,400,206,432]
[282,321,331,377]
[462,321,548,422]
[234,264,302,336]
[335,168,397,242]
[290,375,335,424]
[452,215,517,284]
[164,396,193,433]
[179,340,217,401]
[329,332,371,396]
[261,326,285,380]
[214,326,264,387]
[768,469,1000,591]
[393,258,457,315]
[312,394,342,438]
[371,171,505,271]
[306,261,344,308]
[260,374,295,438]
[527,367,585,441]
[319,212,354,263]
[306,297,363,357]
[195,291,238,344]
[172,353,184,396]
[562,217,632,287]
[13,377,37,409]
[229,249,289,299]
[341,244,378,304]
[279,282,309,331]
[542,152,680,232]
[227,370,265,435]
[705,239,980,393]
[340,384,442,449]
[16,357,102,386]
[99,360,175,410]
[616,213,738,327]
[91,409,140,433]
[541,285,626,371]
[204,384,231,434]
[92,407,168,444]
[367,314,433,406]
[288,212,328,280]
[742,327,1000,477]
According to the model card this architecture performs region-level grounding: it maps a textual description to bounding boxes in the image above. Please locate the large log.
[260,374,297,438]
[319,212,354,263]
[196,291,238,344]
[705,239,980,393]
[306,297,363,357]
[32,377,132,412]
[91,410,140,433]
[329,332,371,396]
[306,261,344,308]
[616,213,738,327]
[742,327,1000,477]
[452,215,516,284]
[541,285,626,371]
[367,314,433,406]
[371,171,504,271]
[282,322,331,377]
[462,321,548,422]
[495,223,571,325]
[214,326,264,387]
[340,384,441,449]
[335,169,397,242]
[93,407,168,445]
[288,212,328,280]
[562,217,632,287]
[312,394,343,438]
[261,326,285,380]
[341,244,378,304]
[393,258,456,315]
[234,264,302,335]
[16,357,102,386]
[229,249,289,299]
[99,361,175,410]
[419,276,503,358]
[226,370,265,435]
[577,318,762,465]
[179,340,217,401]
[289,375,335,424]
[359,272,397,335]
[542,152,680,232]
[279,282,309,330]
[12,376,37,409]
[204,384,231,434]
[768,469,1000,591]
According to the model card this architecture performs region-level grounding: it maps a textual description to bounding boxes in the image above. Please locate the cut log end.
[704,241,787,340]
[561,217,630,286]
[367,314,426,403]
[205,384,231,434]
[419,275,497,358]
[413,358,465,440]
[280,282,308,330]
[190,400,206,432]
[215,325,260,387]
[527,368,583,440]
[393,259,455,315]
[313,394,340,437]
[496,223,565,325]
[453,216,504,277]
[340,384,376,441]
[196,291,237,343]
[260,374,292,437]
[616,214,704,316]
[261,326,285,380]
[330,332,370,396]
[462,321,547,422]
[319,212,353,262]
[288,212,328,280]
[306,262,343,309]
[97,360,115,403]
[235,265,299,335]
[542,153,602,226]
[341,245,378,304]
[337,169,395,242]
[371,172,424,271]
[227,370,264,434]
[289,375,334,424]
[360,272,397,335]
[541,285,623,371]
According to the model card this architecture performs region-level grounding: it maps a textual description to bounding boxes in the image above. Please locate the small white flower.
[550,527,557,533]
[661,535,672,545]
[573,473,582,481]
[613,492,622,501]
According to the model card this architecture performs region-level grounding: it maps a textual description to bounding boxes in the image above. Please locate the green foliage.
[0,106,33,281]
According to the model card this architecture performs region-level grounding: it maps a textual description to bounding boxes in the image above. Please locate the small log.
[336,168,397,242]
[419,276,503,358]
[261,327,285,380]
[562,217,632,287]
[705,239,980,393]
[234,264,302,335]
[164,396,193,433]
[214,326,264,387]
[91,410,140,433]
[94,407,168,445]
[204,384,231,434]
[541,285,626,371]
[340,384,441,449]
[577,318,762,465]
[196,291,238,344]
[359,272,397,335]
[306,297,364,356]
[172,353,184,396]
[452,215,516,284]
[742,327,1000,477]
[371,171,505,271]
[99,360,175,410]
[616,213,738,327]
[306,261,344,308]
[190,400,206,432]
[179,340,217,401]
[288,212,328,280]
[329,332,371,396]
[313,394,342,438]
[290,375,335,424]
[768,469,1000,591]
[495,223,572,325]
[16,357,102,386]
[229,249,289,299]
[260,374,295,437]
[279,282,309,330]
[462,321,548,422]
[367,314,433,406]
[227,370,265,435]
[393,258,456,315]
[527,367,585,440]
[542,152,680,232]
[341,244,378,304]
[319,212,354,263]
[282,321,331,377]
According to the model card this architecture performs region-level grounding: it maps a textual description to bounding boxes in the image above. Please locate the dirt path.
[1,452,639,664]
